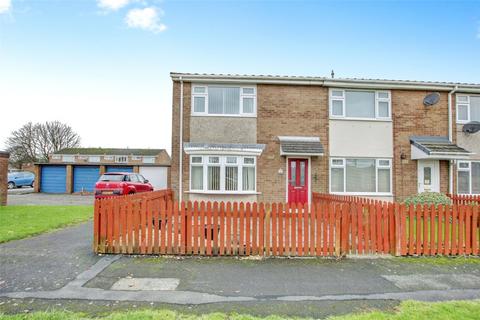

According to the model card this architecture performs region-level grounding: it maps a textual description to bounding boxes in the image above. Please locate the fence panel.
[93,190,479,257]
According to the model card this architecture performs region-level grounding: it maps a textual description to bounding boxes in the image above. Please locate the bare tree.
[5,121,81,167]
[36,121,81,161]
[5,122,39,167]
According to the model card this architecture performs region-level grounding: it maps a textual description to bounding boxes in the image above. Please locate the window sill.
[185,191,261,195]
[330,192,393,197]
[329,117,392,122]
[191,114,257,118]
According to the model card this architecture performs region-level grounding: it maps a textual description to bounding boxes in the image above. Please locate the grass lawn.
[0,300,479,320]
[0,205,93,243]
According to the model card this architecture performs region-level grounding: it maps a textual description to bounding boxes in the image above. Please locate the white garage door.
[139,166,168,190]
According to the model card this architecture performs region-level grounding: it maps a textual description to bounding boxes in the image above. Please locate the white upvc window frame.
[52,155,61,160]
[189,155,257,194]
[142,156,155,164]
[329,88,392,121]
[329,157,393,195]
[131,156,141,161]
[457,160,480,195]
[115,155,128,163]
[191,84,257,117]
[62,155,75,163]
[456,94,480,124]
[88,156,100,163]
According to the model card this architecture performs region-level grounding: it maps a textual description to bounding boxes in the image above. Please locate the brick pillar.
[0,151,9,206]
[99,165,106,175]
[34,165,41,192]
[66,165,73,194]
[133,166,139,173]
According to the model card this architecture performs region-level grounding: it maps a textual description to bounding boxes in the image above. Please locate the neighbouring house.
[170,73,480,204]
[0,151,9,206]
[34,148,171,194]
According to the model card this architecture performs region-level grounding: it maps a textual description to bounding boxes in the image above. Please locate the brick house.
[35,148,170,194]
[170,73,480,204]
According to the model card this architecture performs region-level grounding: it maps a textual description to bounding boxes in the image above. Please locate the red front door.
[288,158,309,204]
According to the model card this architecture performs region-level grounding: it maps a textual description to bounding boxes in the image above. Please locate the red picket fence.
[93,189,173,253]
[448,194,480,205]
[93,190,479,257]
[395,203,479,256]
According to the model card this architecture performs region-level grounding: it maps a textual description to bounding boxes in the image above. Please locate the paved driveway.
[0,221,479,318]
[7,193,94,206]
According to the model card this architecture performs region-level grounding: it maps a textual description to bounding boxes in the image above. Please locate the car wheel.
[7,182,15,189]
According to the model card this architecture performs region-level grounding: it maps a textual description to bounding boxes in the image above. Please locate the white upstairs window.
[192,85,256,116]
[457,95,480,123]
[115,156,128,163]
[62,155,75,162]
[88,156,100,163]
[329,89,391,120]
[142,156,155,164]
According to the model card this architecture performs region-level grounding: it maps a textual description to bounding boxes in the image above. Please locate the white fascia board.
[278,136,321,142]
[280,151,324,156]
[184,148,263,156]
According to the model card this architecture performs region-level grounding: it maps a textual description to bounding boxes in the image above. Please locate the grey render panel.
[190,117,257,144]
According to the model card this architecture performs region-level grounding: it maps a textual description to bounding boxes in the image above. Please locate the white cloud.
[0,0,11,14]
[125,7,166,33]
[98,0,130,11]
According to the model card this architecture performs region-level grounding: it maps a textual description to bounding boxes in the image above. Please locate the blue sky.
[1,0,479,153]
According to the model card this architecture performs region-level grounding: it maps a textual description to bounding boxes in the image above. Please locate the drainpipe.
[179,77,184,202]
[448,85,458,194]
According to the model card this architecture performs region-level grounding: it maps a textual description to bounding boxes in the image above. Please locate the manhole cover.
[111,278,180,291]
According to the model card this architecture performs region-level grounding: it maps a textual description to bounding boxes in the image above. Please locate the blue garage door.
[41,166,67,193]
[106,166,133,173]
[73,166,100,193]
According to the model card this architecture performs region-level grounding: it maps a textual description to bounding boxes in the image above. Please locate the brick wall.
[0,152,9,206]
[256,84,329,203]
[392,90,450,201]
[170,81,191,201]
[170,82,330,203]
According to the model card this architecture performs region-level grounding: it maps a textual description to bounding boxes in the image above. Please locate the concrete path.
[1,221,479,317]
[7,193,94,206]
[2,255,480,305]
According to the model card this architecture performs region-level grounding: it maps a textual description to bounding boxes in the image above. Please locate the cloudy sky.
[1,0,479,155]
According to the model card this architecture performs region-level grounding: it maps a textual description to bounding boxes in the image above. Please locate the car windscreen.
[98,174,125,182]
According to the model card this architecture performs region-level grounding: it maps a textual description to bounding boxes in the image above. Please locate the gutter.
[179,76,184,202]
[170,73,480,92]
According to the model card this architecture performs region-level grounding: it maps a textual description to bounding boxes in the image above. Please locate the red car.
[94,172,153,199]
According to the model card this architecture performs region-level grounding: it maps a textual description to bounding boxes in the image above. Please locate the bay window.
[456,95,480,123]
[190,155,256,193]
[457,161,480,195]
[330,89,391,120]
[330,158,392,194]
[192,85,256,116]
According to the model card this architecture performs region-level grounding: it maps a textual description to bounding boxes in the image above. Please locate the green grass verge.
[394,256,480,265]
[0,300,479,320]
[0,205,93,243]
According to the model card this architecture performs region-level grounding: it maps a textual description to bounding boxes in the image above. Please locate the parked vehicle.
[7,171,35,189]
[94,172,153,199]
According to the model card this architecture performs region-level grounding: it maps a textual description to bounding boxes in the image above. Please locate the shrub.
[403,192,452,207]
